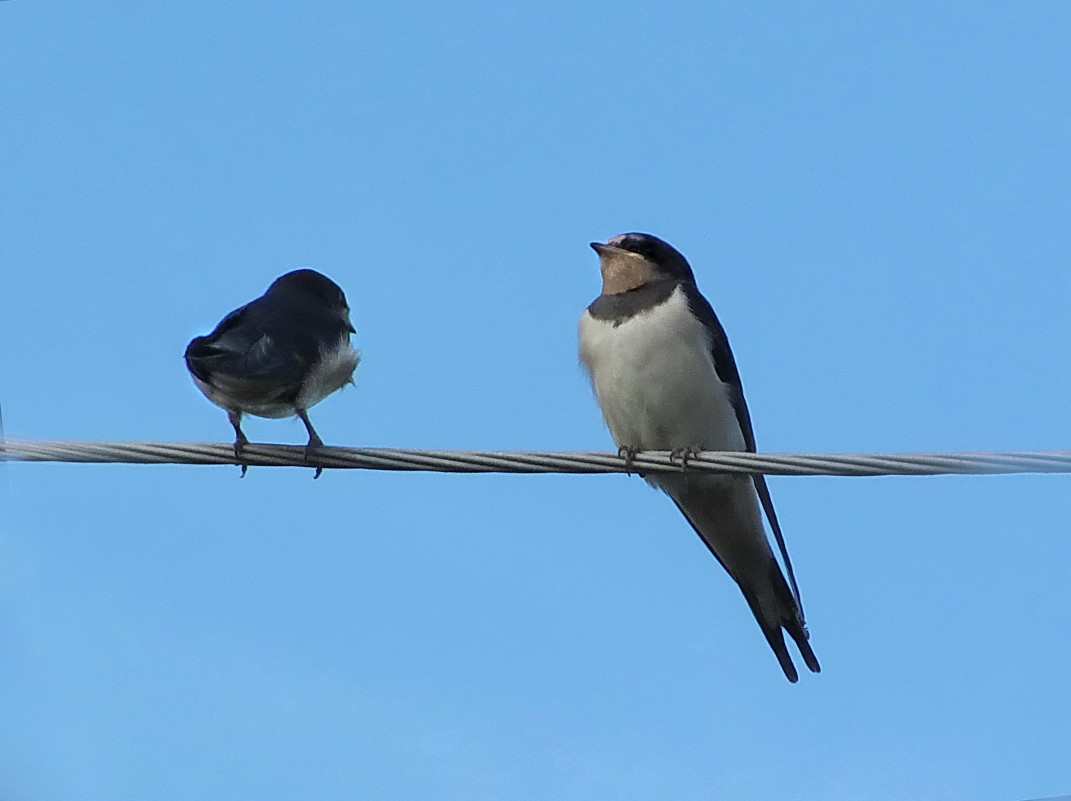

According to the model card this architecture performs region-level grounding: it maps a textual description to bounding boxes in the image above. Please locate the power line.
[3,439,1071,476]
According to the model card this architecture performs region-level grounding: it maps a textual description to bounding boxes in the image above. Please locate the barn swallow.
[579,233,819,681]
[185,269,359,477]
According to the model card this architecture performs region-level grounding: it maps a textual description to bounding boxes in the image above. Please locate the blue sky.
[2,2,1070,799]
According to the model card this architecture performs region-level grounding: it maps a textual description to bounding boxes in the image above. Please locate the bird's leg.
[669,446,702,471]
[617,444,639,475]
[297,409,324,479]
[228,410,249,478]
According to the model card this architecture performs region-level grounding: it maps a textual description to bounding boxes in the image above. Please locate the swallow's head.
[589,232,695,294]
[268,269,355,332]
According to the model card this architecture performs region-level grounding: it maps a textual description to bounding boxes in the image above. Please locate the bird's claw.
[234,439,249,478]
[297,409,325,478]
[618,445,639,475]
[669,446,701,470]
[305,437,325,479]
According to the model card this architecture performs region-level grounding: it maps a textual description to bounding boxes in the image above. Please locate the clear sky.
[2,2,1070,799]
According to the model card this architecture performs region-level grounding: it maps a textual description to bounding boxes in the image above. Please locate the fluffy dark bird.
[185,269,359,477]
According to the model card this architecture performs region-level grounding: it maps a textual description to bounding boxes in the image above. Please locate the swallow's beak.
[342,308,357,334]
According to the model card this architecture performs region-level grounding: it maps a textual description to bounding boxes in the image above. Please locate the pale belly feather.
[579,288,746,453]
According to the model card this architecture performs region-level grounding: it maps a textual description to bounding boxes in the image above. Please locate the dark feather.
[185,271,352,409]
[586,279,678,326]
[679,282,806,618]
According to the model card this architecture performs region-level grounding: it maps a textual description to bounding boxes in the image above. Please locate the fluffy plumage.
[185,269,360,476]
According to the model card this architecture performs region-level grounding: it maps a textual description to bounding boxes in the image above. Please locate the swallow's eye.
[612,235,658,260]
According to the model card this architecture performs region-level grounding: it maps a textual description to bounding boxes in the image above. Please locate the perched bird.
[578,233,819,682]
[185,269,360,477]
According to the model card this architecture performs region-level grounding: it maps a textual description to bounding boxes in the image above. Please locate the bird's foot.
[229,412,249,478]
[297,409,325,478]
[233,438,249,478]
[669,446,702,471]
[617,445,639,475]
[305,434,325,479]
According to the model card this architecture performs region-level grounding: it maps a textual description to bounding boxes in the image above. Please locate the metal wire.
[3,439,1071,476]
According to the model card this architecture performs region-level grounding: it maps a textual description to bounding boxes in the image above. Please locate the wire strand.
[3,439,1071,476]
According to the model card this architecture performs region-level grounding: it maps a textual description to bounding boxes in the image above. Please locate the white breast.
[295,336,361,411]
[578,286,746,453]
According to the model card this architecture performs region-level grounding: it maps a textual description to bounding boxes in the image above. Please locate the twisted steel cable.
[3,439,1071,476]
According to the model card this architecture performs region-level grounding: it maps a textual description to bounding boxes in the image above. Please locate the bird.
[578,233,819,682]
[185,269,360,477]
